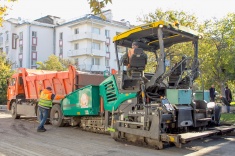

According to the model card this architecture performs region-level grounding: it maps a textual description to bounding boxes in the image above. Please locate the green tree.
[0,0,17,26]
[36,55,75,71]
[88,0,112,16]
[137,9,198,29]
[0,53,13,104]
[198,13,235,95]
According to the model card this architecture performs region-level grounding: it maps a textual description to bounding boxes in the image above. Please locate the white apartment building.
[0,10,131,73]
[0,18,56,69]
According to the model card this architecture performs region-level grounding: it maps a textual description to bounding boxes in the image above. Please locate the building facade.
[0,10,130,73]
[0,18,55,69]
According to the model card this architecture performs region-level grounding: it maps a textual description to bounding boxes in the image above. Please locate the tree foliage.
[0,53,13,104]
[36,55,75,71]
[139,9,235,96]
[137,9,198,29]
[88,0,112,16]
[138,9,200,73]
[0,0,17,26]
[199,13,235,94]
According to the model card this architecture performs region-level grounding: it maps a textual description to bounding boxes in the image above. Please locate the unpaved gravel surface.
[0,108,235,156]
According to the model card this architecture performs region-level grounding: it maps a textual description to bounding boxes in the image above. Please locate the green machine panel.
[166,89,192,104]
[194,90,210,102]
[61,85,100,116]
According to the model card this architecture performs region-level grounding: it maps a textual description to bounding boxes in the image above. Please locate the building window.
[32,37,37,45]
[20,46,23,53]
[31,60,37,66]
[105,59,109,67]
[5,46,9,54]
[12,34,17,49]
[74,28,79,34]
[32,52,37,59]
[60,47,63,54]
[74,43,79,50]
[59,40,63,47]
[105,45,109,52]
[92,42,100,50]
[32,31,37,37]
[19,40,23,47]
[32,46,36,51]
[92,58,100,65]
[19,60,22,67]
[19,53,23,60]
[19,32,23,39]
[59,32,63,40]
[106,52,110,58]
[105,30,110,37]
[92,27,100,34]
[59,53,63,59]
[5,31,9,41]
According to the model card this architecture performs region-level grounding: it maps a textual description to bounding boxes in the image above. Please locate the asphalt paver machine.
[60,21,234,149]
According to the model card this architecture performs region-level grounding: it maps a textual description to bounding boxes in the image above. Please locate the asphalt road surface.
[0,107,235,156]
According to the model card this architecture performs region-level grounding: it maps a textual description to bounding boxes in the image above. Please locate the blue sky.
[5,0,235,25]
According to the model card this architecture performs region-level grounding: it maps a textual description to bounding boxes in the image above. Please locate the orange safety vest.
[127,48,135,68]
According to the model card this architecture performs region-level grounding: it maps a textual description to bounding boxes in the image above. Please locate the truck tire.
[11,102,20,119]
[37,107,50,124]
[50,104,65,127]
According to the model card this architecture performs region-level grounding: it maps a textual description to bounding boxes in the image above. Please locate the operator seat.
[129,48,147,73]
[122,48,147,90]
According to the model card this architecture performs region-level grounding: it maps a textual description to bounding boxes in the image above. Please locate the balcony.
[67,48,106,57]
[69,32,106,42]
[78,64,106,72]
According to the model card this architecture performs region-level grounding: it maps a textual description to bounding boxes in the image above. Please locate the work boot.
[42,127,47,131]
[37,128,46,132]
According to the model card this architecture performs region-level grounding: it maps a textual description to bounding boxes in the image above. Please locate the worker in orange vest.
[126,42,139,77]
[126,42,149,83]
[37,87,64,132]
[128,42,139,68]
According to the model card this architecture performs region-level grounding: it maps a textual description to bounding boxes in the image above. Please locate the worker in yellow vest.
[37,87,64,132]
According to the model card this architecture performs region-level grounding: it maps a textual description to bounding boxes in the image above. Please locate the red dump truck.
[7,65,105,125]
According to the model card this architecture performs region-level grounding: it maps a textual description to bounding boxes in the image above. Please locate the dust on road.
[0,110,234,156]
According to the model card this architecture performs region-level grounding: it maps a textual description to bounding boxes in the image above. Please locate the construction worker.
[127,41,139,68]
[209,84,216,102]
[37,87,64,132]
[127,42,149,83]
[120,42,141,67]
[225,86,232,113]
